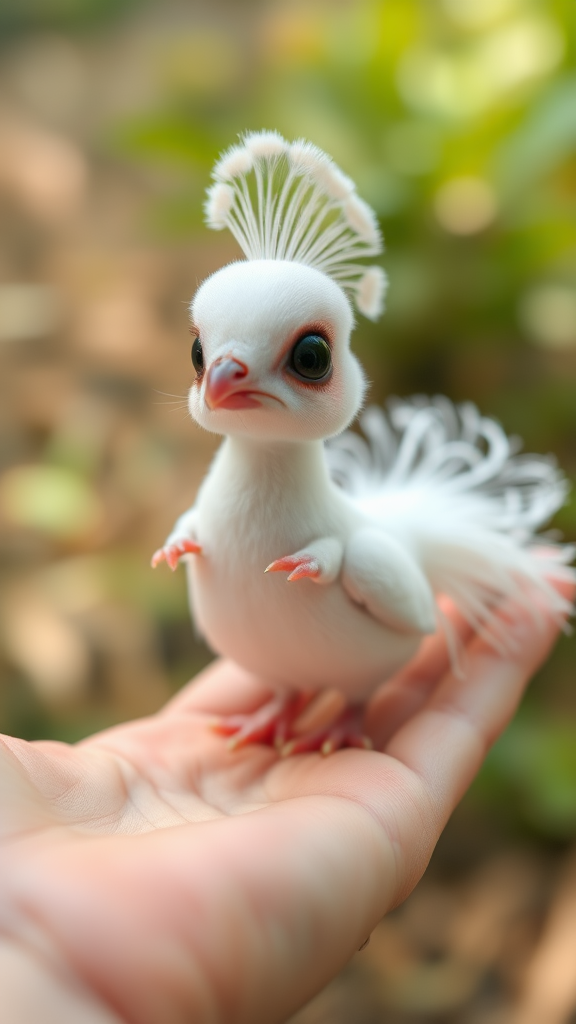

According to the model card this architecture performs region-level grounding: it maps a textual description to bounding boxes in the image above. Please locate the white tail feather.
[327,396,575,658]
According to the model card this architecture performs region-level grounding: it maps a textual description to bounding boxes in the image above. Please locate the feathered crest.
[204,130,387,320]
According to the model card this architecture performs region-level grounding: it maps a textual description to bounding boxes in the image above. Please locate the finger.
[161,659,275,718]
[365,598,473,749]
[385,601,567,837]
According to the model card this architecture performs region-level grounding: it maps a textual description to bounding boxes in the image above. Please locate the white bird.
[153,130,574,754]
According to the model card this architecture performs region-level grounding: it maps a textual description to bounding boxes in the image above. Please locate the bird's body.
[153,131,574,752]
[184,436,421,701]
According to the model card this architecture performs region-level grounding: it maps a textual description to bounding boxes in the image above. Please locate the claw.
[212,693,314,751]
[151,548,167,569]
[273,692,313,747]
[320,707,373,755]
[151,539,202,570]
[281,705,372,757]
[165,546,180,572]
[320,731,373,756]
[265,555,320,581]
[280,728,330,757]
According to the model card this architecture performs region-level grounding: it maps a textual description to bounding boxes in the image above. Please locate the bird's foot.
[265,554,320,582]
[213,692,314,751]
[214,691,372,757]
[281,704,373,757]
[151,538,202,571]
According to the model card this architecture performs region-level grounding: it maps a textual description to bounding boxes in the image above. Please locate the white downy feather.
[327,396,575,659]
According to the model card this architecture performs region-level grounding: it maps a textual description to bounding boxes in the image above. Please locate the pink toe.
[265,556,300,573]
[265,555,320,580]
[165,546,180,571]
[179,539,202,555]
[287,559,320,581]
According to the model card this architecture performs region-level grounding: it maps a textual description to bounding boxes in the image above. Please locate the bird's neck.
[220,435,332,498]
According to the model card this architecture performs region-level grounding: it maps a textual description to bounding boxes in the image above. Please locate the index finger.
[386,596,571,819]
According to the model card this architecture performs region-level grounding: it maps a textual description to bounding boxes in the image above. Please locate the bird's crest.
[204,130,387,320]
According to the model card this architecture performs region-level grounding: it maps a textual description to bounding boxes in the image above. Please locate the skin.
[0,593,569,1024]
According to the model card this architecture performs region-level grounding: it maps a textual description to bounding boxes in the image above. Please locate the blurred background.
[0,0,575,1020]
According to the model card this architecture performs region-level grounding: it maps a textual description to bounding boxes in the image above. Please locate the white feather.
[205,130,385,319]
[289,140,355,200]
[356,266,388,320]
[213,145,254,181]
[343,194,381,245]
[244,129,288,158]
[204,182,235,229]
[327,397,574,657]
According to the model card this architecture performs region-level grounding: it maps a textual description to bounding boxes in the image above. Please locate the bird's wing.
[327,397,575,656]
[341,527,436,634]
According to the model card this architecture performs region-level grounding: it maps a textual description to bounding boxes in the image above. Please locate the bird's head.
[188,259,366,441]
[186,130,386,441]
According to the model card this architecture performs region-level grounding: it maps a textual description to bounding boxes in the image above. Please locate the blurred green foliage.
[486,712,576,837]
[0,0,139,36]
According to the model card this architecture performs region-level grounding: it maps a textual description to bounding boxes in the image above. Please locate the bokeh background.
[0,0,575,1020]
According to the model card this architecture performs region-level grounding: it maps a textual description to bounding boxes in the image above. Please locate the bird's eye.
[289,334,332,382]
[191,337,204,374]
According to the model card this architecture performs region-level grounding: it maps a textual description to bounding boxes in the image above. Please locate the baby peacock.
[153,130,574,754]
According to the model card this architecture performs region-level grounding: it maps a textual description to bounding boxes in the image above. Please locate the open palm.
[0,601,565,1024]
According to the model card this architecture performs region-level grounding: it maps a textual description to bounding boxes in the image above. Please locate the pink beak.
[205,357,261,411]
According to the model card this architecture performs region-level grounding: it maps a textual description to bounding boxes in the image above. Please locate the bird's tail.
[327,397,575,661]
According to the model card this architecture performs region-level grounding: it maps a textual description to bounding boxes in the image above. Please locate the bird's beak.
[205,356,255,410]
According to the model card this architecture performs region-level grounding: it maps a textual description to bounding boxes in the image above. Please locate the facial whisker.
[153,389,188,400]
[153,399,190,407]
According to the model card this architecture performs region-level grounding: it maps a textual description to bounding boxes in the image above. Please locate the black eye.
[289,334,332,382]
[191,336,204,374]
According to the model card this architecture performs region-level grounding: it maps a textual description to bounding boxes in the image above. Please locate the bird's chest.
[195,443,337,571]
[186,442,345,671]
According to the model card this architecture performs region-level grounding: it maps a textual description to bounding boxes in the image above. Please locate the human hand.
[0,598,568,1024]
